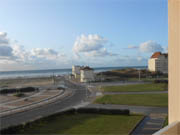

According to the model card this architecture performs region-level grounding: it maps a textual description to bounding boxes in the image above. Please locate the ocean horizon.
[0,66,147,79]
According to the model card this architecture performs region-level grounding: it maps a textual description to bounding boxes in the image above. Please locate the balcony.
[153,121,180,135]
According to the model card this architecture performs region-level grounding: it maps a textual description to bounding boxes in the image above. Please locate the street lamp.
[138,69,141,81]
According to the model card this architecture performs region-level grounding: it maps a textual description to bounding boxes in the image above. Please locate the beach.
[0,76,55,89]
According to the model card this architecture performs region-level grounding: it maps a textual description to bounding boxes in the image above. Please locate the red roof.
[151,52,162,58]
[151,52,168,58]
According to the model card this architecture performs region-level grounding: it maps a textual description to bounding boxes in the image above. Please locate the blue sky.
[0,0,168,71]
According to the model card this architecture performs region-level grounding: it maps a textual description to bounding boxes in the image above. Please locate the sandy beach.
[0,76,56,89]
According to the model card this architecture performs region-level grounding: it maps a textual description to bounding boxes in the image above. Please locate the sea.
[0,66,147,79]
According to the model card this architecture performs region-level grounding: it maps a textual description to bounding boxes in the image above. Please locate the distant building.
[80,66,95,83]
[72,65,81,78]
[148,52,168,74]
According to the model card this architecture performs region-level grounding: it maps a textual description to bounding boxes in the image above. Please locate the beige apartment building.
[148,52,168,74]
[72,65,81,79]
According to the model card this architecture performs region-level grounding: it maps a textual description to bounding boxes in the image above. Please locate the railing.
[153,121,180,135]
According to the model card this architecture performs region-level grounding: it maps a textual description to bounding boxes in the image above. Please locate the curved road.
[0,80,88,130]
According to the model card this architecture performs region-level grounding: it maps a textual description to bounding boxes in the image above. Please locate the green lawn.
[16,113,143,135]
[163,116,168,127]
[101,83,167,92]
[95,94,168,107]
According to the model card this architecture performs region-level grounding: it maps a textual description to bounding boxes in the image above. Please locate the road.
[104,91,168,95]
[0,79,88,130]
[91,81,149,87]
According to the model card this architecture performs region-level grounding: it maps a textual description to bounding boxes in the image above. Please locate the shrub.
[14,93,25,97]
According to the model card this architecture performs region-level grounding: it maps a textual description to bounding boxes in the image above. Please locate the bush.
[14,93,25,97]
[77,108,99,114]
[77,108,130,115]
[154,80,168,84]
[0,87,38,95]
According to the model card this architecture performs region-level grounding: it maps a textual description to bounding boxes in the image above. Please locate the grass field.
[16,113,143,135]
[163,116,168,127]
[101,83,168,92]
[95,94,168,107]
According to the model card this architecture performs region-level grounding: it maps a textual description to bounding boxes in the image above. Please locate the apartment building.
[72,65,81,79]
[80,66,95,83]
[148,52,168,74]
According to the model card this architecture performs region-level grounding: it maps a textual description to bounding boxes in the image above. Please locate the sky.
[0,0,168,71]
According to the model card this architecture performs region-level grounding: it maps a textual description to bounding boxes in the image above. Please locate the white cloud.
[84,48,117,57]
[0,31,69,71]
[127,45,138,49]
[0,32,14,58]
[30,48,58,60]
[0,45,13,57]
[126,41,167,54]
[139,40,163,53]
[73,34,116,58]
[73,34,107,53]
[0,32,9,45]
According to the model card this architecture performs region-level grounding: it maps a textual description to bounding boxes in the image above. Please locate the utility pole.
[138,69,141,81]
[100,72,102,90]
[52,72,55,85]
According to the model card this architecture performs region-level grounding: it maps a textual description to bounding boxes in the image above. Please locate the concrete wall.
[168,0,180,124]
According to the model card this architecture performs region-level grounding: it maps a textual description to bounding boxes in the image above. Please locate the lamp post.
[138,69,141,81]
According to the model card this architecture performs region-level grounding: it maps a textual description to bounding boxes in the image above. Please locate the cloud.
[127,45,139,49]
[30,48,58,60]
[139,40,163,53]
[0,32,9,45]
[126,40,166,54]
[0,32,14,58]
[0,31,69,71]
[73,34,107,53]
[0,45,13,57]
[73,34,116,58]
[84,48,117,57]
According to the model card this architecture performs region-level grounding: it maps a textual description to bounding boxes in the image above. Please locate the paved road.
[0,79,88,130]
[0,89,47,106]
[132,114,166,135]
[91,81,149,87]
[104,91,168,95]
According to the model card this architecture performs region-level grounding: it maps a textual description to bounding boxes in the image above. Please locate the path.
[91,81,149,87]
[132,114,167,135]
[104,91,168,95]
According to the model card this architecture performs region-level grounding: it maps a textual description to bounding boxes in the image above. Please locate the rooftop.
[80,66,93,70]
[151,52,168,59]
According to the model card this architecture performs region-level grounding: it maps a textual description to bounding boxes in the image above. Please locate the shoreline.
[0,66,147,80]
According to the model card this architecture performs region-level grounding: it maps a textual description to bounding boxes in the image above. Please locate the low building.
[72,65,81,79]
[148,52,168,74]
[80,66,95,83]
